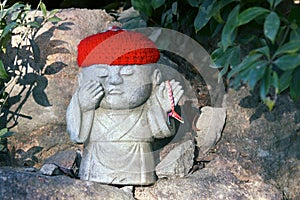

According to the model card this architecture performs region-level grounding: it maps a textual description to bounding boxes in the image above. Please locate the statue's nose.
[107,73,123,85]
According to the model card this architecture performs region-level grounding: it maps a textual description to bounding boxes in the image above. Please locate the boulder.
[217,87,300,199]
[155,140,194,179]
[0,167,134,200]
[135,156,282,200]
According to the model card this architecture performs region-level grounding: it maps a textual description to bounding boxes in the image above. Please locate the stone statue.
[66,28,184,185]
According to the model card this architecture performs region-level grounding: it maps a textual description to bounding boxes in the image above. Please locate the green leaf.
[264,97,275,110]
[194,0,214,32]
[208,0,236,18]
[213,12,224,24]
[0,10,8,20]
[264,12,280,44]
[221,5,240,50]
[161,9,172,26]
[0,131,15,138]
[39,2,47,17]
[46,16,62,23]
[172,2,177,15]
[151,0,165,10]
[194,7,210,32]
[0,22,18,39]
[10,9,22,21]
[271,71,279,94]
[49,9,60,16]
[0,128,8,137]
[218,63,229,83]
[228,53,262,79]
[0,128,15,138]
[290,67,300,101]
[9,3,24,12]
[278,70,293,93]
[0,60,9,80]
[186,0,204,7]
[212,46,240,68]
[238,7,269,26]
[274,40,300,57]
[246,60,268,90]
[274,54,300,71]
[27,21,41,28]
[132,0,153,16]
[290,28,300,41]
[250,46,270,59]
[267,0,282,9]
[260,67,271,101]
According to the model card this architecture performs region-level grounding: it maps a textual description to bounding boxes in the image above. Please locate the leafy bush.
[125,0,300,110]
[0,0,61,153]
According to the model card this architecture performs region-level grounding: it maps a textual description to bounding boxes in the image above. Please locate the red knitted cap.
[77,29,160,67]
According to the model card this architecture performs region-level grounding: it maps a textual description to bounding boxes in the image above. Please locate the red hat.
[77,28,160,67]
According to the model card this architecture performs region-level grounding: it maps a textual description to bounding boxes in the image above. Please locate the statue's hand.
[156,79,184,114]
[78,80,104,112]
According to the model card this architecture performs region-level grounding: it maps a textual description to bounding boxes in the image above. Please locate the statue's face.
[93,64,155,110]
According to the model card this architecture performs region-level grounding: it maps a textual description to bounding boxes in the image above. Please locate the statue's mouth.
[107,89,123,95]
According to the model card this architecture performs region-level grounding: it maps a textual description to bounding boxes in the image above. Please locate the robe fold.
[66,91,174,185]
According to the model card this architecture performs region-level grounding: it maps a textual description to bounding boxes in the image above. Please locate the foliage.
[0,0,61,152]
[125,0,300,110]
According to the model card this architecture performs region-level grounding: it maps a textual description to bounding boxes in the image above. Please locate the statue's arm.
[67,79,104,143]
[149,79,183,138]
[66,91,94,143]
[147,99,176,139]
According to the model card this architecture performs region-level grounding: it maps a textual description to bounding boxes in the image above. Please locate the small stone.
[195,106,226,160]
[40,163,60,176]
[155,140,194,179]
[121,186,134,198]
[43,149,80,169]
[24,167,37,172]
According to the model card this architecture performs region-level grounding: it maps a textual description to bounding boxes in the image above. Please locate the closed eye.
[97,69,108,78]
[98,74,108,78]
[120,67,134,76]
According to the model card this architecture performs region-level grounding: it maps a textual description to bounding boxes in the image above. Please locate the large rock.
[135,156,282,200]
[217,87,300,199]
[0,167,134,200]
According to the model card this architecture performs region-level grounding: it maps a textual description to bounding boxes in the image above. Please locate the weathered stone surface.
[40,163,60,176]
[0,167,134,200]
[135,156,282,200]
[9,124,79,168]
[155,140,194,179]
[43,149,80,169]
[217,87,300,199]
[195,106,226,160]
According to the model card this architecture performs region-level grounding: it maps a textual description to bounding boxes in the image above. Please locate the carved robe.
[67,91,174,185]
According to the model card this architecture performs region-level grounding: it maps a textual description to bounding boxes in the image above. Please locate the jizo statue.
[66,28,184,185]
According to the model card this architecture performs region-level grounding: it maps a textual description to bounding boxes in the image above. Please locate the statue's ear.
[152,68,162,85]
